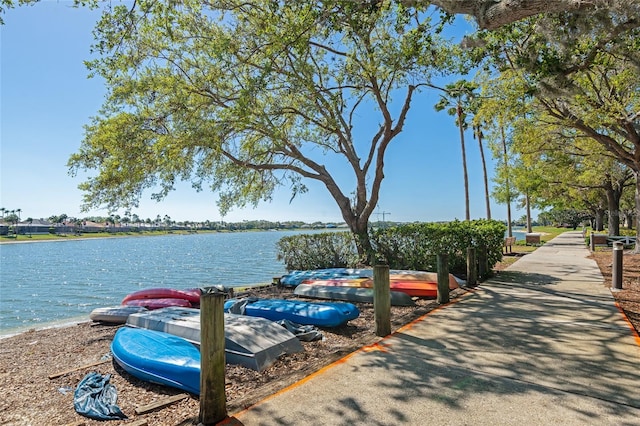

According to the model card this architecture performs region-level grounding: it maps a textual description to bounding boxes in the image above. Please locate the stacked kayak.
[280,268,461,298]
[293,284,415,306]
[90,288,203,324]
[280,268,355,286]
[126,306,302,371]
[224,298,360,327]
[121,287,201,309]
[111,327,201,395]
[89,305,148,324]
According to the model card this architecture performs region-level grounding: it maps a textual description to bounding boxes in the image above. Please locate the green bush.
[276,232,359,270]
[370,220,506,275]
[276,220,506,275]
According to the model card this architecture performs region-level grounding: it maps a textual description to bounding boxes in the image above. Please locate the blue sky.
[1,2,525,224]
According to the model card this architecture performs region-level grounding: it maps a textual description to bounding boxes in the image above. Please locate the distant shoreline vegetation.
[0,219,350,243]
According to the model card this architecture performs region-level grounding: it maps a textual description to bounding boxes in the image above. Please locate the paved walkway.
[232,232,640,425]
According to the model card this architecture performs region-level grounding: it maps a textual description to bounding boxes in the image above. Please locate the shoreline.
[0,227,317,245]
[0,284,455,425]
[0,316,91,340]
[0,282,275,340]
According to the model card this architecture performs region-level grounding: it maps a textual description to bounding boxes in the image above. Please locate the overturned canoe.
[122,288,201,305]
[126,307,302,371]
[301,271,460,298]
[123,298,193,310]
[280,268,355,287]
[111,327,200,395]
[386,277,459,298]
[299,278,371,288]
[224,298,360,327]
[281,268,464,296]
[293,284,415,307]
[89,305,148,324]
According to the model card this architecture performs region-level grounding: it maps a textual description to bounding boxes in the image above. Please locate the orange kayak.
[303,272,459,298]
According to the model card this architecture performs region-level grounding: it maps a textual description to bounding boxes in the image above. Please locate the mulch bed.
[0,284,467,426]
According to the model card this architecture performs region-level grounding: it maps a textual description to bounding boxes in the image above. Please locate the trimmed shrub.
[370,220,506,275]
[276,232,359,271]
[276,220,506,275]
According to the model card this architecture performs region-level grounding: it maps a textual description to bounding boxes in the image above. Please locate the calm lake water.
[0,231,306,336]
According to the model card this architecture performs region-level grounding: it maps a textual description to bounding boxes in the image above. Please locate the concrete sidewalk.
[233,231,640,425]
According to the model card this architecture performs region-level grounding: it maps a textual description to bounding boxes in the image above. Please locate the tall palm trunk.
[457,105,470,221]
[475,124,491,219]
[525,192,532,233]
[635,172,640,254]
[501,126,513,237]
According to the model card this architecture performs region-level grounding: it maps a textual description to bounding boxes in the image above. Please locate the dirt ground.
[1,249,638,426]
[588,250,640,334]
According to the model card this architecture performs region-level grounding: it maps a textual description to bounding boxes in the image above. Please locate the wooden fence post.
[477,246,488,280]
[373,264,391,337]
[466,246,477,287]
[437,254,450,304]
[199,289,227,425]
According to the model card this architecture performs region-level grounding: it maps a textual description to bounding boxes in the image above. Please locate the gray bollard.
[612,242,623,291]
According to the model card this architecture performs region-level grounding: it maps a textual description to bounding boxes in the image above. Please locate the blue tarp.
[74,372,127,421]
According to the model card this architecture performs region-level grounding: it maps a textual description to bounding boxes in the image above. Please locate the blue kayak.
[224,298,359,327]
[111,327,200,395]
[280,268,354,287]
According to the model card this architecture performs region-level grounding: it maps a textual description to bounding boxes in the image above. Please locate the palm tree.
[500,125,513,238]
[473,122,491,220]
[26,217,33,237]
[434,80,478,221]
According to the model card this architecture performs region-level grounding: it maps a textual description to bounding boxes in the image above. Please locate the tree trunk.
[343,215,374,266]
[429,0,604,30]
[458,106,470,221]
[605,178,624,236]
[635,172,640,254]
[501,126,513,237]
[525,192,532,233]
[595,208,605,231]
[605,185,621,236]
[476,125,491,220]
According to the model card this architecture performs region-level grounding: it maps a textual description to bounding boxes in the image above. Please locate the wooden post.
[373,264,391,337]
[477,245,488,280]
[466,246,477,287]
[199,290,227,425]
[437,254,450,304]
[590,233,595,252]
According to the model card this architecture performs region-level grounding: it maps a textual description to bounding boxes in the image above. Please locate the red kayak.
[122,288,201,305]
[123,298,193,310]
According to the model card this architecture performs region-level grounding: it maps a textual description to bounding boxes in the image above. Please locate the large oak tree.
[66,0,458,262]
[476,10,639,244]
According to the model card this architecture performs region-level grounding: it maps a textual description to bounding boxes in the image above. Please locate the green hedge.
[276,232,359,271]
[276,220,506,275]
[371,220,505,275]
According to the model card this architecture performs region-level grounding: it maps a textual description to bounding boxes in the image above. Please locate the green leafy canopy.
[68,0,460,224]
